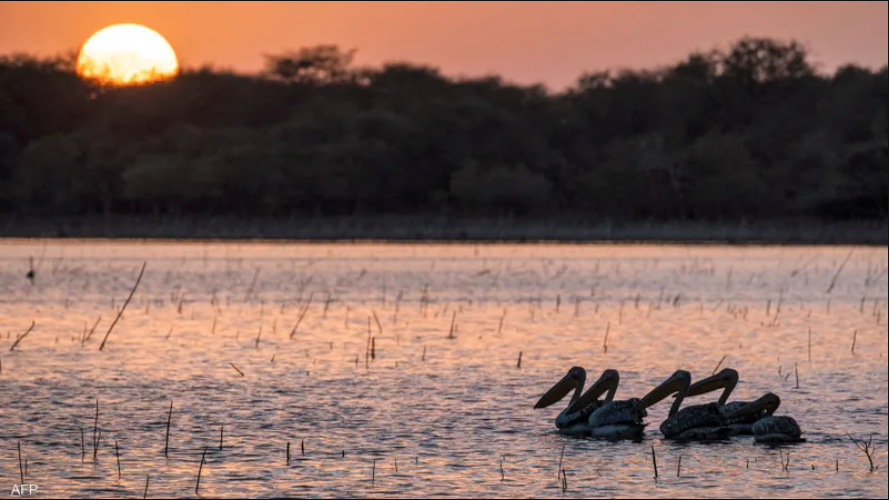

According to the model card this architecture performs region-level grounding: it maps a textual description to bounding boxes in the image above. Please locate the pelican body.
[568,370,648,440]
[686,369,776,436]
[534,367,606,436]
[637,370,732,441]
[726,393,805,444]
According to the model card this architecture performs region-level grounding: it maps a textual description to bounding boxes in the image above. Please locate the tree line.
[0,37,886,223]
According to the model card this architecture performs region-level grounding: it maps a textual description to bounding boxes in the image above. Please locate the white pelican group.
[534,367,803,443]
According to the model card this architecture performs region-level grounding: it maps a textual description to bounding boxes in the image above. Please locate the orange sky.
[1,1,887,89]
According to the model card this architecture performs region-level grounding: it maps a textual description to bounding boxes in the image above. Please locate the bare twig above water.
[18,442,24,484]
[82,316,102,346]
[826,250,854,294]
[712,355,727,376]
[10,322,36,352]
[848,433,877,472]
[651,446,658,479]
[164,400,173,458]
[196,447,207,495]
[99,262,147,352]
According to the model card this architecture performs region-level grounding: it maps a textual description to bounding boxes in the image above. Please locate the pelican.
[725,393,805,444]
[685,369,776,435]
[534,367,613,436]
[568,369,648,440]
[636,370,733,441]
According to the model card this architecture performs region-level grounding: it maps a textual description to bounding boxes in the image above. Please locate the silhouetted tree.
[0,37,885,223]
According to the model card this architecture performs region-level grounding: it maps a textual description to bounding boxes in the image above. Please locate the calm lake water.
[0,241,887,499]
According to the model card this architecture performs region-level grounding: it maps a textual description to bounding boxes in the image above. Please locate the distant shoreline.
[1,216,886,246]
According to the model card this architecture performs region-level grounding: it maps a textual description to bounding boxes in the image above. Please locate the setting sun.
[76,23,178,85]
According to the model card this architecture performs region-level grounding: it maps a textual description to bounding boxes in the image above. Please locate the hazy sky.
[1,1,887,89]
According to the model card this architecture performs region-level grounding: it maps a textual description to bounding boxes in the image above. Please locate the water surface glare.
[0,241,887,499]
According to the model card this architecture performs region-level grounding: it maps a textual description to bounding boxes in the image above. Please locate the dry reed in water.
[18,442,24,484]
[196,447,207,495]
[230,363,245,377]
[144,475,150,499]
[93,400,100,460]
[115,441,122,480]
[289,294,314,340]
[651,446,659,479]
[9,321,36,352]
[164,400,173,458]
[779,451,791,472]
[848,433,877,472]
[827,250,854,294]
[81,316,102,346]
[99,262,147,352]
[603,322,611,353]
[712,355,727,376]
[372,310,384,336]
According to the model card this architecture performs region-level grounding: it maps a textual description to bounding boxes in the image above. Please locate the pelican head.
[567,369,620,413]
[635,370,692,416]
[685,368,739,406]
[534,367,586,410]
[725,393,782,420]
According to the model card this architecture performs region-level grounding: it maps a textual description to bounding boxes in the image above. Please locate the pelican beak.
[686,372,730,398]
[637,371,689,411]
[534,374,576,410]
[568,371,616,413]
[725,394,781,420]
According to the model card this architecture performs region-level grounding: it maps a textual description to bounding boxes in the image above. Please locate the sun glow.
[76,24,179,85]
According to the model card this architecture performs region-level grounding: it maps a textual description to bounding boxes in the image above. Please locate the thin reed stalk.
[18,442,24,484]
[651,446,658,479]
[9,321,36,352]
[164,400,173,458]
[196,447,207,495]
[827,250,854,294]
[93,399,100,460]
[99,262,147,352]
[82,316,102,346]
[713,355,727,376]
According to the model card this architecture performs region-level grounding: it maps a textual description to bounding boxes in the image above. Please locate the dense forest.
[0,37,886,226]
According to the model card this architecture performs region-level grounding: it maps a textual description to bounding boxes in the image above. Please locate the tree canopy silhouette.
[0,37,886,222]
